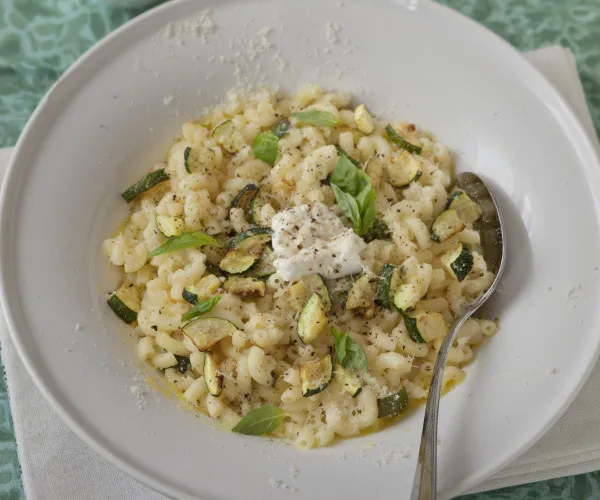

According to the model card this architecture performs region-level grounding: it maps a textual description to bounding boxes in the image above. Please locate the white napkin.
[1,46,599,500]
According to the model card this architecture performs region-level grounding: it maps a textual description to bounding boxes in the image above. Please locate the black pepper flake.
[151,325,158,331]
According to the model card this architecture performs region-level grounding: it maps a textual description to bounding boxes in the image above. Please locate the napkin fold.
[1,46,599,500]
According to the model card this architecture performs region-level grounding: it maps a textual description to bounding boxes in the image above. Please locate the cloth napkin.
[1,46,599,500]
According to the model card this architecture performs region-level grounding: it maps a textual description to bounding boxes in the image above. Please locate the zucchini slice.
[182,317,237,351]
[446,191,481,224]
[376,264,401,309]
[377,388,409,418]
[388,151,422,187]
[441,242,473,282]
[182,275,222,305]
[212,120,246,154]
[297,293,328,344]
[121,169,169,202]
[107,283,140,324]
[300,354,334,397]
[336,366,362,397]
[393,283,421,312]
[353,104,375,134]
[271,118,292,138]
[363,218,391,243]
[223,276,266,297]
[248,192,276,226]
[219,227,273,274]
[182,287,200,305]
[247,247,276,278]
[404,311,448,343]
[431,209,465,243]
[304,274,332,312]
[231,184,259,213]
[156,215,184,237]
[203,352,223,397]
[184,146,215,173]
[345,275,376,313]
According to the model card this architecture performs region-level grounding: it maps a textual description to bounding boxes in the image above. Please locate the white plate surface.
[2,0,600,498]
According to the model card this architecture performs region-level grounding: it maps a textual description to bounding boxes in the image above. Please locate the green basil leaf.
[251,131,279,166]
[290,110,339,127]
[336,146,360,166]
[232,404,288,436]
[331,184,361,229]
[271,118,291,138]
[385,124,422,155]
[149,231,221,257]
[331,327,368,372]
[330,154,369,197]
[356,185,377,236]
[181,295,221,322]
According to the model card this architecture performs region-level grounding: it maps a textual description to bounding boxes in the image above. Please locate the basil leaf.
[232,404,287,436]
[336,146,360,166]
[181,295,221,322]
[332,327,368,372]
[385,124,422,155]
[356,186,377,236]
[331,184,361,230]
[149,231,221,257]
[251,131,279,166]
[271,118,291,138]
[290,110,339,128]
[330,154,370,197]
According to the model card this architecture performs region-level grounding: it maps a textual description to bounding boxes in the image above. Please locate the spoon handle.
[409,313,472,500]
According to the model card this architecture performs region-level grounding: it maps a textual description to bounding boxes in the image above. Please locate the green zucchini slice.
[300,354,334,397]
[231,184,259,213]
[385,125,422,155]
[393,283,421,312]
[446,191,481,224]
[107,283,140,324]
[388,151,423,187]
[121,169,169,202]
[336,366,362,397]
[247,247,276,278]
[156,215,184,237]
[182,317,237,351]
[182,287,200,305]
[297,293,328,344]
[353,104,375,134]
[441,242,473,282]
[345,275,376,312]
[212,120,246,153]
[223,276,266,297]
[304,274,332,312]
[431,209,465,242]
[377,388,409,418]
[219,227,273,274]
[376,264,401,309]
[204,352,223,397]
[248,192,275,226]
[183,146,215,173]
[404,311,448,343]
[271,118,292,138]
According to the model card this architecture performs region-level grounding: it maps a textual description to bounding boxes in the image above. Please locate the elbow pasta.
[104,85,499,448]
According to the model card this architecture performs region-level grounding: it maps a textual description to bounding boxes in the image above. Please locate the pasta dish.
[103,85,497,447]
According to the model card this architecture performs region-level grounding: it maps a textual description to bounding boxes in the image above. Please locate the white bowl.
[2,0,600,498]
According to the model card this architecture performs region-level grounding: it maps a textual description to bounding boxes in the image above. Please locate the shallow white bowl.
[2,0,600,498]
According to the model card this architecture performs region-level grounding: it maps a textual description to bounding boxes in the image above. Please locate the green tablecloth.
[1,1,599,498]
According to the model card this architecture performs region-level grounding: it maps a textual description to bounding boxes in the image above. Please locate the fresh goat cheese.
[271,202,366,281]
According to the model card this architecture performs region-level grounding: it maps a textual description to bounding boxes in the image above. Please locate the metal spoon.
[410,172,506,500]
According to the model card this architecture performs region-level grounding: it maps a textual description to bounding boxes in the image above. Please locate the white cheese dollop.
[271,202,367,281]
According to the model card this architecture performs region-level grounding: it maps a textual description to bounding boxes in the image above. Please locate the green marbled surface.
[1,0,599,498]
